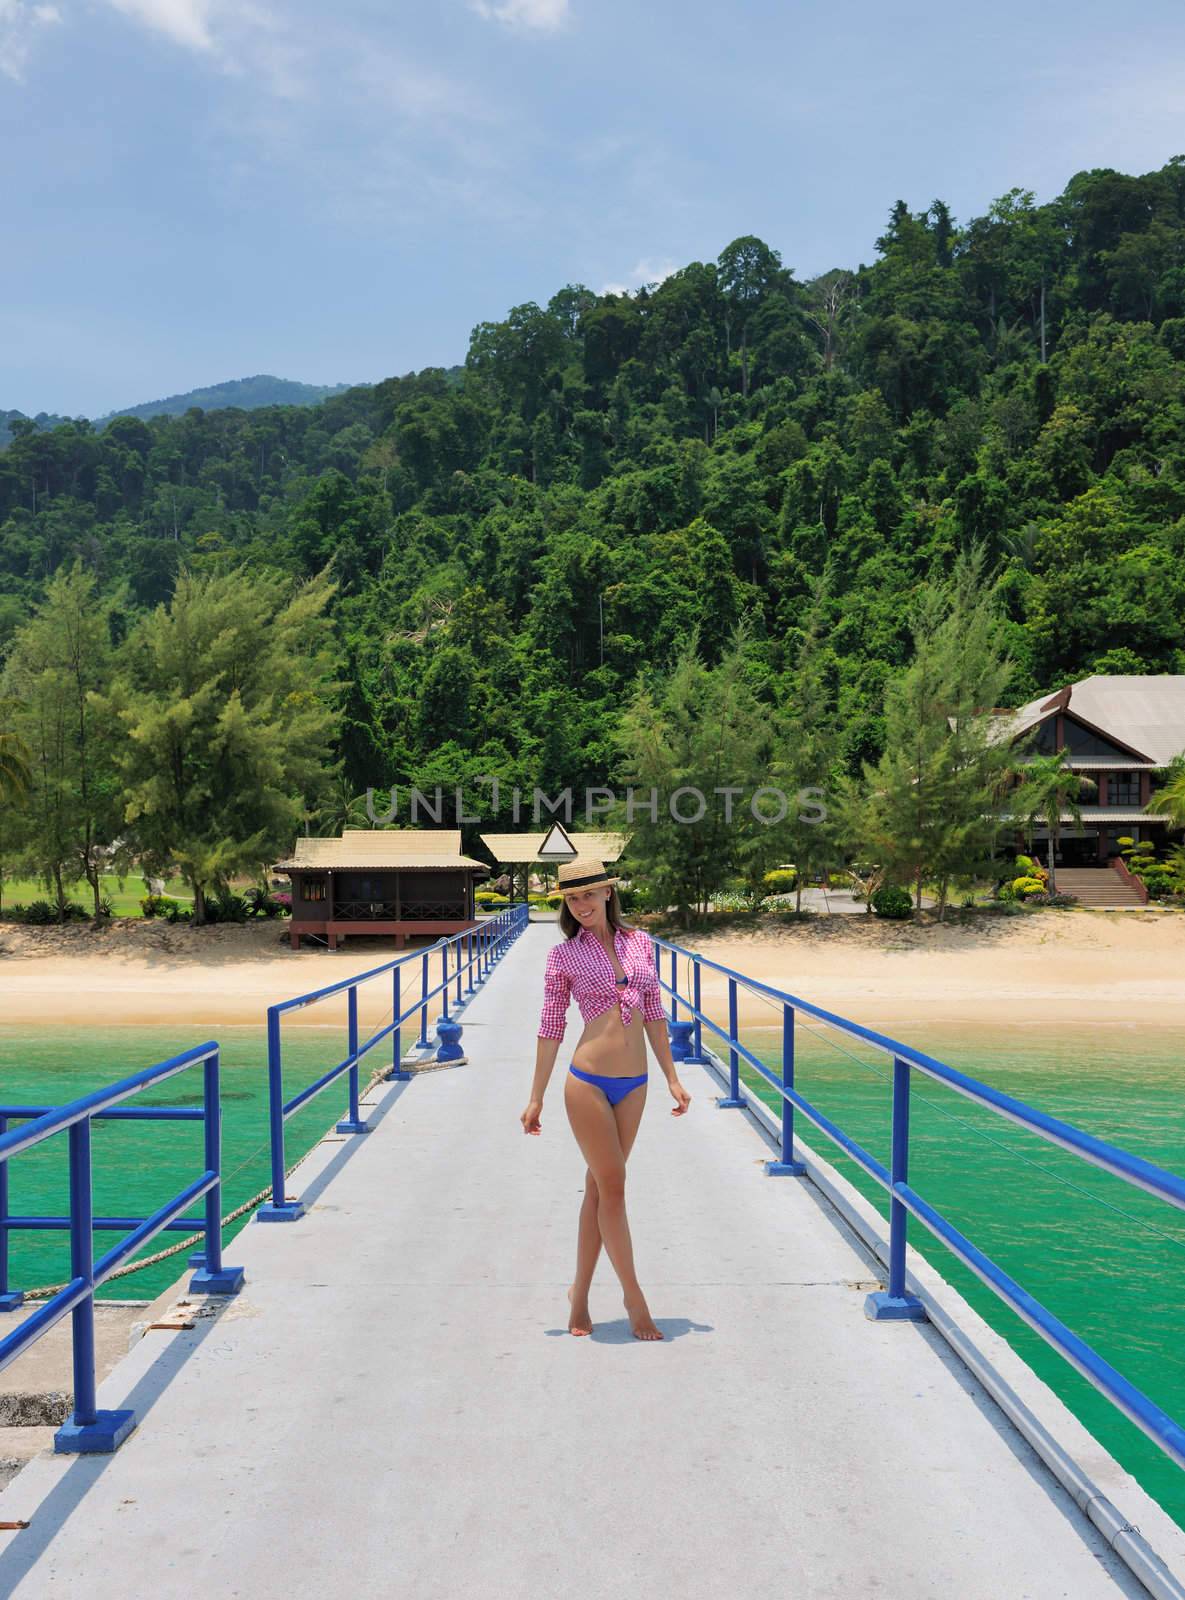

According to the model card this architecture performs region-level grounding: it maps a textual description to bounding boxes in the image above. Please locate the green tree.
[612,625,773,921]
[98,566,342,923]
[861,550,1015,914]
[1150,754,1185,832]
[0,564,124,919]
[1011,752,1097,894]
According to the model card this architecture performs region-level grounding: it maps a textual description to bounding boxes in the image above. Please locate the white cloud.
[0,0,62,81]
[105,0,215,52]
[471,0,568,33]
[601,256,678,295]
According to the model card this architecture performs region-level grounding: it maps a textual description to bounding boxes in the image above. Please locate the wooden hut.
[273,828,490,950]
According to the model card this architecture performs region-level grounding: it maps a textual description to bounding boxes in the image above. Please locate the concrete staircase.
[1055,867,1146,907]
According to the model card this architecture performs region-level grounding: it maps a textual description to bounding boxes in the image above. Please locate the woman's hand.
[521,1099,543,1135]
[668,1077,691,1117]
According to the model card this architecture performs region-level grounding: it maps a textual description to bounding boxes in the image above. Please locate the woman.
[520,857,691,1340]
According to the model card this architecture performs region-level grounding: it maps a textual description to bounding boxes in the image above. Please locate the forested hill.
[93,374,355,424]
[3,158,1185,797]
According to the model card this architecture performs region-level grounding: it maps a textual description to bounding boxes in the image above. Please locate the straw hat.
[554,857,620,895]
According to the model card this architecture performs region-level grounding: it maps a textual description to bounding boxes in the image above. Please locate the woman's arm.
[639,931,691,1114]
[643,1014,678,1080]
[521,1036,561,1134]
[523,947,570,1134]
[643,1016,692,1116]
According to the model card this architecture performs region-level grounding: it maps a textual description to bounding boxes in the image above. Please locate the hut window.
[305,876,326,902]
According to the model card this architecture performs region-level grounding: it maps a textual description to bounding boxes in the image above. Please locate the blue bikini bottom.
[568,1064,648,1106]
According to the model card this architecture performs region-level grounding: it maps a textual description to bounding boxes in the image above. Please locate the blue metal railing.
[259,903,529,1220]
[0,1042,243,1454]
[653,934,1185,1477]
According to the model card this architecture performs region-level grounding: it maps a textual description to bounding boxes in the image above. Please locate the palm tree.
[1012,752,1097,894]
[0,697,32,802]
[1150,754,1185,833]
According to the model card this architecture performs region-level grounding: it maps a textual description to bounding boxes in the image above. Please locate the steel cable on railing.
[680,957,1185,1259]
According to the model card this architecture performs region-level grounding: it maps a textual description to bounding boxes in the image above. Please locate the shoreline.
[1,912,1184,1036]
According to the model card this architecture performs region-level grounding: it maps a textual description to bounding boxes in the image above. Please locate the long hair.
[559,885,634,938]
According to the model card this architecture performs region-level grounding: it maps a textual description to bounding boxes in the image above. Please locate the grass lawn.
[0,873,193,917]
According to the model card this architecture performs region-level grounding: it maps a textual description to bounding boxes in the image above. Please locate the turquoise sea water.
[0,1024,377,1305]
[739,1017,1185,1532]
[2,1016,1183,1532]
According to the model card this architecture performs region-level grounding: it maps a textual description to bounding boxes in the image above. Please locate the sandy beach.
[1,909,1183,1038]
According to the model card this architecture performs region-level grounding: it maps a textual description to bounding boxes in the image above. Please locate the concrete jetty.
[1,922,1184,1598]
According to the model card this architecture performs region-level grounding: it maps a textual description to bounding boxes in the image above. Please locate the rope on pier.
[18,1053,398,1302]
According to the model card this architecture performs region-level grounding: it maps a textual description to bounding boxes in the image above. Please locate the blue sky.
[4,0,1185,417]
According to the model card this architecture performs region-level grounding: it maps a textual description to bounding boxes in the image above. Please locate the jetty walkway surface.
[1,923,1183,1599]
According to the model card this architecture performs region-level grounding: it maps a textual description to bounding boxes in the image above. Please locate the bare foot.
[567,1286,593,1336]
[624,1292,663,1341]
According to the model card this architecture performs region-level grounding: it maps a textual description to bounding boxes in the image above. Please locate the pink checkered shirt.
[536,924,666,1042]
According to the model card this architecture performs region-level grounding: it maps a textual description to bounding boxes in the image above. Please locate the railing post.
[717,975,745,1108]
[441,941,450,1020]
[387,964,412,1080]
[766,1004,806,1176]
[455,935,463,1005]
[865,1056,927,1322]
[465,930,476,996]
[418,950,430,1048]
[337,985,369,1134]
[190,1049,245,1293]
[257,1006,304,1220]
[54,1119,135,1453]
[685,958,707,1064]
[0,1115,22,1311]
[669,947,678,1022]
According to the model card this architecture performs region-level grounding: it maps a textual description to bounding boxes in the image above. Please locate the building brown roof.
[273,829,490,873]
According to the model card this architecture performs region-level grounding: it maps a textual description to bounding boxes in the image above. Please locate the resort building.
[1001,675,1185,865]
[478,822,629,900]
[273,828,490,950]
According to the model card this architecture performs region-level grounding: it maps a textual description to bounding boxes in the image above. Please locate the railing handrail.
[259,904,529,1219]
[651,935,1185,1214]
[0,1040,243,1455]
[651,930,1185,1477]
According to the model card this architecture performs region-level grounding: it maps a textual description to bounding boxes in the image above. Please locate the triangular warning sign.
[538,822,577,858]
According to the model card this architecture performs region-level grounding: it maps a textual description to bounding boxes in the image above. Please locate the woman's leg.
[569,1090,646,1331]
[564,1074,661,1340]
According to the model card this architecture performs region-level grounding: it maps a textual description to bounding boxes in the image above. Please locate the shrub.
[871,885,913,919]
[205,892,249,925]
[1012,876,1047,898]
[244,885,284,918]
[474,889,503,904]
[19,899,59,925]
[759,892,800,910]
[142,894,186,919]
[271,891,292,912]
[98,894,115,918]
[762,868,797,893]
[712,892,760,912]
